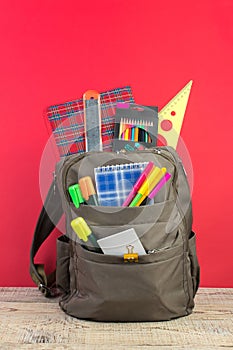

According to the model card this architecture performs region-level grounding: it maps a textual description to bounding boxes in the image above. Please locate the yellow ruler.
[158,80,193,149]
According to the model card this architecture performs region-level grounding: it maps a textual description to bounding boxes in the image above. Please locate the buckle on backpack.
[38,283,61,298]
[39,283,51,296]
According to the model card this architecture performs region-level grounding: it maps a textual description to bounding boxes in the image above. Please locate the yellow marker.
[136,168,167,206]
[129,167,166,207]
[158,80,192,149]
[71,217,99,247]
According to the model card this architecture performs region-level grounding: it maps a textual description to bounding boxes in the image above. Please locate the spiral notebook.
[94,162,148,206]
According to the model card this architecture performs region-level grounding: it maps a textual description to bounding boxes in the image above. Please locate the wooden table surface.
[0,287,232,349]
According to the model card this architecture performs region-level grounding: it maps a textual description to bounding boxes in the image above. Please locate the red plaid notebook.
[45,86,134,158]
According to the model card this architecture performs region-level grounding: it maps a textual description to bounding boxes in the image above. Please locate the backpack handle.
[30,179,63,297]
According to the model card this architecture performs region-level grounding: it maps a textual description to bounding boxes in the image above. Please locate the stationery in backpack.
[157,80,192,149]
[94,162,148,206]
[112,104,158,152]
[45,86,135,157]
[97,228,146,256]
[83,90,102,152]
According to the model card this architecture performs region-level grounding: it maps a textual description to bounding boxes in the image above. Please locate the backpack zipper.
[148,245,171,254]
[53,171,57,195]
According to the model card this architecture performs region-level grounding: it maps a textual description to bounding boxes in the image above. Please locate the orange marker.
[79,176,99,206]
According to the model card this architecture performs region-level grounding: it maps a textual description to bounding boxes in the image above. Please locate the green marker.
[68,184,84,208]
[129,167,166,207]
[129,192,143,207]
[71,217,100,249]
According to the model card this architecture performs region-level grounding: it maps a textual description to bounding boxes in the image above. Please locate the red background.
[0,0,232,287]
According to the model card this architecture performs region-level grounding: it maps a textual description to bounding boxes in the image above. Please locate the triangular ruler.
[157,80,193,149]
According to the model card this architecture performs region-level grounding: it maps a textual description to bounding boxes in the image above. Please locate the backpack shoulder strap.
[30,180,63,297]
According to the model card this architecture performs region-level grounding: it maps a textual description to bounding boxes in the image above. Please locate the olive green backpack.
[30,146,200,321]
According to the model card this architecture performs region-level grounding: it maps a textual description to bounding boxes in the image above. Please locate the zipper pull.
[180,161,187,176]
[148,245,170,254]
[153,148,161,154]
[116,149,127,154]
[147,248,159,254]
[53,171,57,195]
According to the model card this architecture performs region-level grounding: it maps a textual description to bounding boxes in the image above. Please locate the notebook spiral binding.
[95,162,148,173]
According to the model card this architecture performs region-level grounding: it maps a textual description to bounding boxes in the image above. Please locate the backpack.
[30,146,200,322]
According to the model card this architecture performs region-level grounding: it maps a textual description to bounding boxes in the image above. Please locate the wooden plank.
[0,288,232,349]
[0,287,57,303]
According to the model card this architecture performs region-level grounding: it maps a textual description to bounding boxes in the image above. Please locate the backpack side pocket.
[56,236,70,294]
[188,231,200,296]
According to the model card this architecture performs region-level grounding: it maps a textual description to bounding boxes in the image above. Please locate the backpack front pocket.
[70,199,175,226]
[62,242,192,322]
[68,199,183,253]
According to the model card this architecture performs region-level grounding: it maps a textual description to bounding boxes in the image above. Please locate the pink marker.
[148,173,171,200]
[116,102,130,109]
[122,162,155,206]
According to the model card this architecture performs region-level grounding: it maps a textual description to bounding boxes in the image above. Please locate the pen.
[71,217,101,249]
[119,118,123,139]
[79,176,99,206]
[148,172,171,199]
[124,123,129,140]
[131,126,135,141]
[134,127,139,141]
[136,167,167,206]
[141,172,171,205]
[128,126,132,140]
[68,184,84,208]
[129,167,167,207]
[143,121,148,142]
[122,161,155,206]
[138,127,144,142]
[121,118,127,140]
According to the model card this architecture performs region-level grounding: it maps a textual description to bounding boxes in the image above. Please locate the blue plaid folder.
[94,162,148,206]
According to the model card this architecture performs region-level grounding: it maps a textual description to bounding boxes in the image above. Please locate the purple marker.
[148,173,171,200]
[122,162,155,206]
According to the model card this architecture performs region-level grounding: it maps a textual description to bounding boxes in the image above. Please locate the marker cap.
[79,176,96,200]
[68,184,84,208]
[71,217,92,242]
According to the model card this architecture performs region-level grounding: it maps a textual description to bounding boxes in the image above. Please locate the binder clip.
[124,245,139,263]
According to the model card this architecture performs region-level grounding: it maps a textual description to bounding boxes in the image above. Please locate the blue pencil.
[131,126,135,140]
